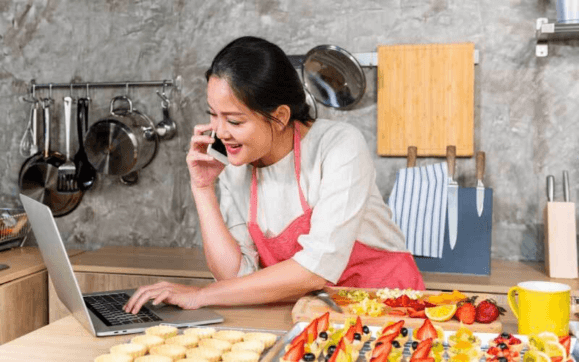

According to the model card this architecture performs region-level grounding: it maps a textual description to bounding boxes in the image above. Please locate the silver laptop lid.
[19,194,97,336]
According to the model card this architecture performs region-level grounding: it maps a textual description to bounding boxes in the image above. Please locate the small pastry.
[134,356,173,362]
[185,346,222,362]
[448,325,482,347]
[165,334,199,349]
[213,330,246,344]
[377,320,409,345]
[145,325,179,340]
[489,332,525,353]
[131,335,165,352]
[183,327,216,339]
[448,340,484,361]
[411,319,444,343]
[231,340,266,354]
[149,344,187,361]
[198,337,233,353]
[243,332,278,348]
[110,343,147,358]
[221,350,261,362]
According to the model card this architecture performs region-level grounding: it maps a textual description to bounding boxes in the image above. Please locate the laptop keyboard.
[84,292,162,327]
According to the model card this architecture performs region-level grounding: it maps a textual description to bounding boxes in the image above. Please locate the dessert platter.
[263,312,579,362]
[93,324,286,362]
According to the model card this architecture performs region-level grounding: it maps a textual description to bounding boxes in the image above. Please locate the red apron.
[247,126,425,290]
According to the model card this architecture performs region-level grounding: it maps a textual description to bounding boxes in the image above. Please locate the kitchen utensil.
[301,45,366,109]
[563,170,570,202]
[18,98,83,217]
[476,151,485,217]
[308,289,343,313]
[19,101,38,157]
[446,146,458,250]
[154,91,177,140]
[377,43,474,157]
[73,97,96,191]
[508,281,571,336]
[57,97,78,192]
[547,175,555,202]
[84,96,159,180]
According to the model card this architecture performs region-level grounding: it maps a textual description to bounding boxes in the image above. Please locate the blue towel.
[388,162,448,258]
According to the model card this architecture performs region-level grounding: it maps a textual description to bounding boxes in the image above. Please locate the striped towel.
[388,162,448,258]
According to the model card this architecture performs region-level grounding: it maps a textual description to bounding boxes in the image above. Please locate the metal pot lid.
[302,45,366,110]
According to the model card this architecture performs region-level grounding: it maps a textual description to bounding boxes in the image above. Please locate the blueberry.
[354,333,362,341]
[498,343,508,350]
[392,340,401,348]
[401,328,408,337]
[319,331,328,340]
[412,341,419,350]
[303,353,316,362]
[327,345,337,354]
[501,332,510,339]
[498,358,508,362]
[363,326,370,334]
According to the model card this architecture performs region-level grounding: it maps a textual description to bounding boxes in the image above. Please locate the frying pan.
[301,45,366,110]
[19,98,83,217]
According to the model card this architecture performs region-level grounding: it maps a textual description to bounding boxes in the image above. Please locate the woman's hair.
[205,36,313,125]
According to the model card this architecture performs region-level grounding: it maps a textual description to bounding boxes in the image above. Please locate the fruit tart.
[323,337,359,362]
[484,342,521,362]
[409,338,445,362]
[528,333,574,362]
[448,340,484,361]
[365,340,404,362]
[408,338,442,362]
[448,325,482,347]
[488,332,524,353]
[411,319,445,343]
[376,320,409,345]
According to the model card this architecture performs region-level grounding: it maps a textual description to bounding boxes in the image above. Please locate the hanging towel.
[388,162,448,258]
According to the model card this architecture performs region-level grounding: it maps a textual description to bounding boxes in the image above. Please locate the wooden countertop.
[68,246,578,296]
[0,246,83,285]
[0,303,296,361]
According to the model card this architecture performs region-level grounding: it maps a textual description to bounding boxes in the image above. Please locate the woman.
[124,36,424,314]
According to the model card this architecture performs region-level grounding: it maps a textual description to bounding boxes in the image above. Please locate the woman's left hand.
[123,281,203,314]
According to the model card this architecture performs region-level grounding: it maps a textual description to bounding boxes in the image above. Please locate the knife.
[547,175,555,202]
[447,146,459,250]
[309,289,344,313]
[563,171,570,202]
[476,151,486,217]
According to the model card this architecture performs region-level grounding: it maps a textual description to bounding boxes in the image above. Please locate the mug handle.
[507,286,520,319]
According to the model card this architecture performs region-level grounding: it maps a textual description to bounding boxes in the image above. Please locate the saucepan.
[301,45,366,110]
[19,98,83,217]
[84,96,159,185]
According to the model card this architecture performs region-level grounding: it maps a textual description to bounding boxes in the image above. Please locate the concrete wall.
[0,0,577,262]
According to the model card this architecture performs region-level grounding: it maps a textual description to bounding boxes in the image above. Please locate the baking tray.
[261,322,579,362]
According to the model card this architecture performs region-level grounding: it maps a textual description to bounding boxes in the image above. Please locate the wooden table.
[0,303,296,361]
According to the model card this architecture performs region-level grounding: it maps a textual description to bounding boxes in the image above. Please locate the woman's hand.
[187,123,225,190]
[123,281,203,314]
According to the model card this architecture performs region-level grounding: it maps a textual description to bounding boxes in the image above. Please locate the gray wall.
[0,0,577,262]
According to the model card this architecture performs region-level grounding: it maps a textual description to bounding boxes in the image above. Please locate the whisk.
[19,101,39,157]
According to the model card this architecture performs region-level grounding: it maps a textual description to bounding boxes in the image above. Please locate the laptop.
[20,194,224,337]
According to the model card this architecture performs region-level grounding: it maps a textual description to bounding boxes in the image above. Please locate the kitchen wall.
[0,0,577,262]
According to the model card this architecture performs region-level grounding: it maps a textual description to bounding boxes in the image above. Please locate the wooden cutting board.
[376,43,474,157]
[291,290,502,333]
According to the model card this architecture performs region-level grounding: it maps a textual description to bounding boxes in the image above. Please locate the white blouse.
[217,119,408,284]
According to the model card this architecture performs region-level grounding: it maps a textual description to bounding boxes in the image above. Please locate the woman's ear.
[272,105,291,130]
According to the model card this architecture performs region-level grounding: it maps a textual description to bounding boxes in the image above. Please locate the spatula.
[57,97,78,192]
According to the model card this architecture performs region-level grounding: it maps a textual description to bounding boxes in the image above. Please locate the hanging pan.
[19,98,83,217]
[301,45,366,110]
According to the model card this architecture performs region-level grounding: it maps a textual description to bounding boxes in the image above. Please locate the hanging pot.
[84,96,159,184]
[19,99,83,217]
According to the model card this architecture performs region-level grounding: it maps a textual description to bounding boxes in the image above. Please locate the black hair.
[205,36,313,125]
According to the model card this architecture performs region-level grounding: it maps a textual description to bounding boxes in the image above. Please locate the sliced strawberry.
[559,335,572,356]
[289,328,307,348]
[409,358,435,362]
[369,352,390,362]
[411,338,433,359]
[551,357,564,362]
[381,320,404,336]
[305,318,318,344]
[387,309,407,316]
[283,341,304,362]
[344,324,356,344]
[408,308,427,318]
[354,316,363,335]
[376,331,399,345]
[384,298,398,307]
[317,312,330,333]
[415,319,438,341]
[370,341,393,359]
[396,295,411,307]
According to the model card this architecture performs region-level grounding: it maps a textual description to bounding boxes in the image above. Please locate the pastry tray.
[260,322,579,362]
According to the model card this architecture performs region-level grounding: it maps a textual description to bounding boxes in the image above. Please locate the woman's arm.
[192,185,243,280]
[124,259,326,313]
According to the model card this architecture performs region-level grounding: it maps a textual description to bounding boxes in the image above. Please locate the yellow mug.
[508,281,571,336]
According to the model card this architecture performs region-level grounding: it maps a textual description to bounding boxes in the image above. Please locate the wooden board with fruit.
[291,287,504,333]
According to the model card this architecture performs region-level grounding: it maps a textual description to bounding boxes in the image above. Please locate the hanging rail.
[29,79,175,93]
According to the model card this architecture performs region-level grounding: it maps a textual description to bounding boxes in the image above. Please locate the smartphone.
[206,130,229,165]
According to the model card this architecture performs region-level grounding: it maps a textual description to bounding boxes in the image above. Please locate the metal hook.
[156,81,170,108]
[85,83,91,102]
[125,83,130,96]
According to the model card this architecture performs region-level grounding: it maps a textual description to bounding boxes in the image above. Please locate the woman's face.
[207,76,286,167]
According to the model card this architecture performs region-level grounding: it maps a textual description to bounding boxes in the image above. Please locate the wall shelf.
[536,18,579,57]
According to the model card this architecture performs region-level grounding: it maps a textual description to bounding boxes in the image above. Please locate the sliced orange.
[425,304,457,322]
